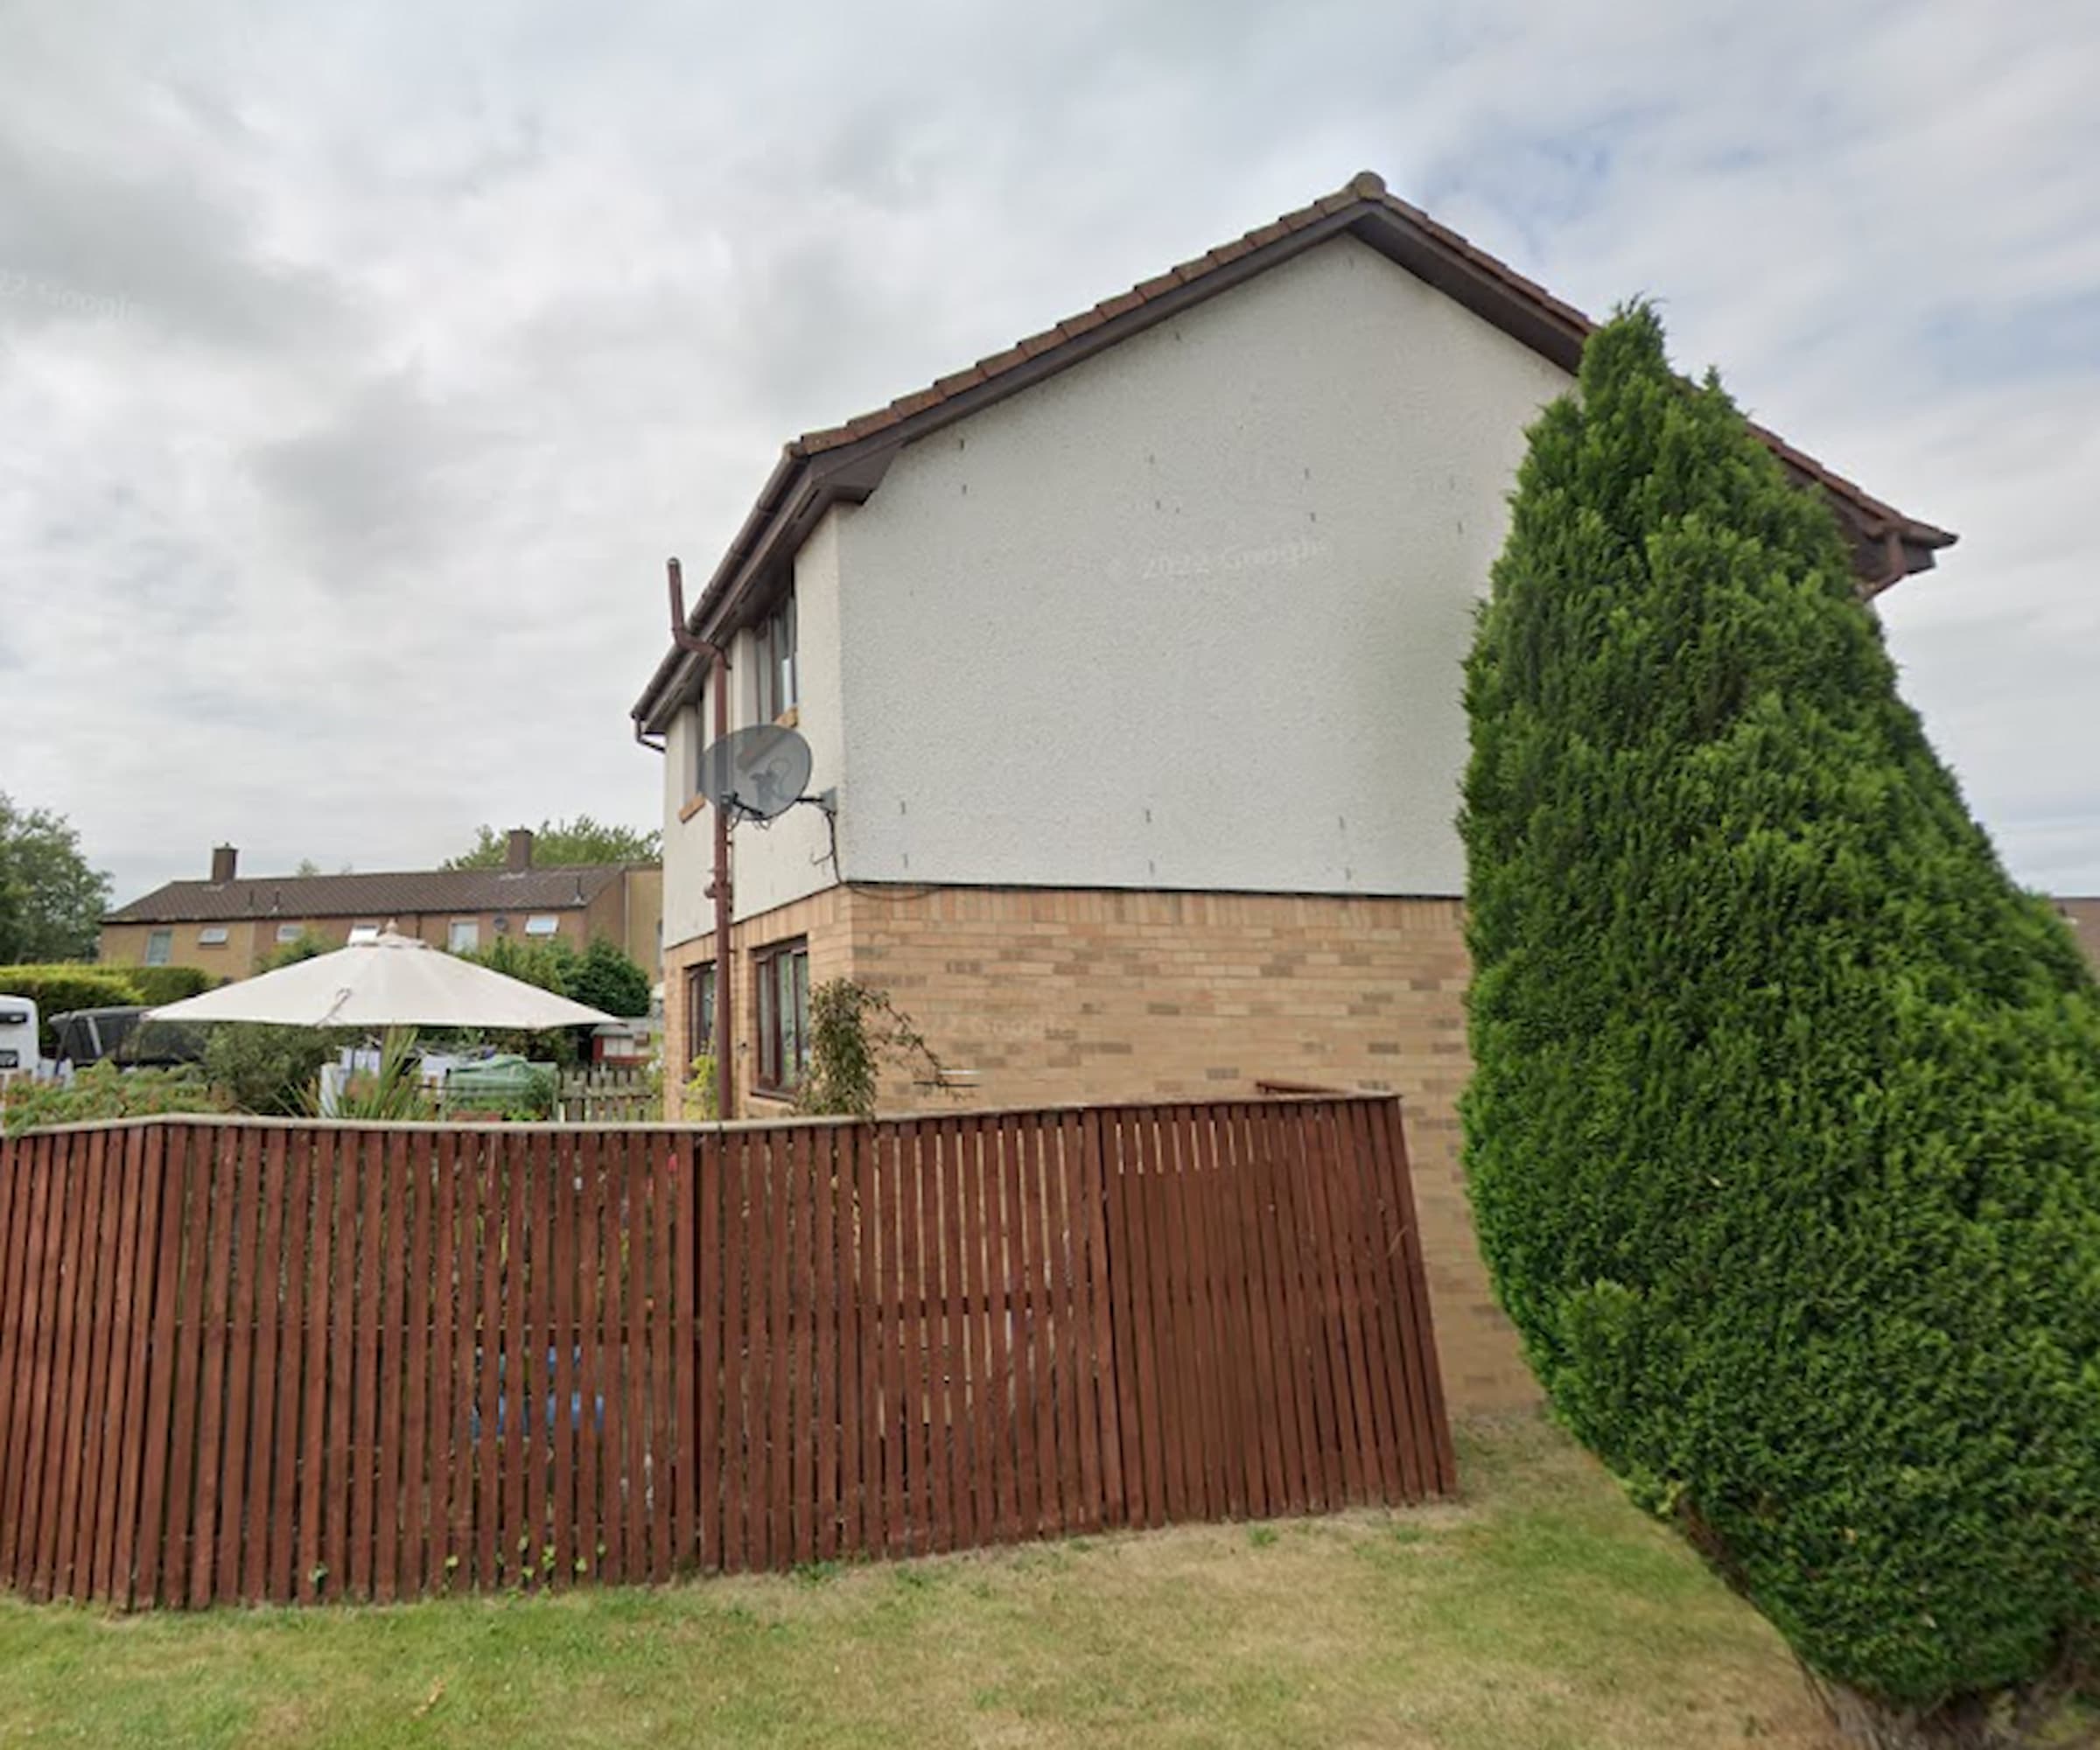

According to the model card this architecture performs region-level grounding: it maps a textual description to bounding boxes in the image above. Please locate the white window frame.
[198,926,229,947]
[347,923,382,944]
[523,914,559,937]
[448,919,481,953]
[145,928,173,966]
[276,922,304,943]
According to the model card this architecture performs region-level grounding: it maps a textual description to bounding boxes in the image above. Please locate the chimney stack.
[506,828,534,873]
[211,844,239,884]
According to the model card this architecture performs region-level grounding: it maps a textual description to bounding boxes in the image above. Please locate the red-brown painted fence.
[0,1096,1451,1607]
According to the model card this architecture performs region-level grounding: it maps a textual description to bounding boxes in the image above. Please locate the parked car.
[49,1005,208,1071]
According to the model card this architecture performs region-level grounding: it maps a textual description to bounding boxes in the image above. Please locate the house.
[101,832,664,981]
[633,171,1954,1411]
[2056,900,2100,978]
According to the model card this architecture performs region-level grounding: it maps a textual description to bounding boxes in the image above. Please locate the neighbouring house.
[101,832,664,982]
[634,170,1954,1411]
[2056,900,2100,978]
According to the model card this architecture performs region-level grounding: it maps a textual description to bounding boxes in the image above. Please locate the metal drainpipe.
[667,556,737,1124]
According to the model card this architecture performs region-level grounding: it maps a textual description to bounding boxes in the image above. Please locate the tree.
[0,792,112,962]
[569,936,653,1019]
[1461,304,2100,1745]
[444,816,660,870]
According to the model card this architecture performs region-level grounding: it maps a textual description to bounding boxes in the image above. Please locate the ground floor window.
[753,938,808,1092]
[145,928,172,965]
[686,961,717,1055]
[448,919,480,952]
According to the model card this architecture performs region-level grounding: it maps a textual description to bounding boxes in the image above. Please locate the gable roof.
[634,169,1956,732]
[105,864,630,926]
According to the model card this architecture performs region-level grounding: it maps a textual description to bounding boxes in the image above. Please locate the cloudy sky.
[4,0,2095,906]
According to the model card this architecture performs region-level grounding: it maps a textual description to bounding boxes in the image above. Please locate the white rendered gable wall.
[662,234,1571,949]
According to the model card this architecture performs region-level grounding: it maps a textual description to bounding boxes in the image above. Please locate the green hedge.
[1460,304,2100,1726]
[0,964,144,1051]
[122,964,216,1006]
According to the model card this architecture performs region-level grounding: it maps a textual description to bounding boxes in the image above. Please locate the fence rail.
[0,1097,1451,1608]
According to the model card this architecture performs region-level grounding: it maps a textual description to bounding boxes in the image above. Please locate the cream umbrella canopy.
[144,928,619,1030]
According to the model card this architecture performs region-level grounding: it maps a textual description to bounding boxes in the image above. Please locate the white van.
[0,994,38,1083]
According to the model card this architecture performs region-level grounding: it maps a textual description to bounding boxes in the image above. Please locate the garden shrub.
[569,936,653,1018]
[2,1063,228,1135]
[203,1023,344,1116]
[797,980,947,1118]
[1460,304,2100,1741]
[0,963,144,1050]
[122,964,216,1006]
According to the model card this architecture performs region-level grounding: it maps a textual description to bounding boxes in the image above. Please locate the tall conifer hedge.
[1461,305,2100,1740]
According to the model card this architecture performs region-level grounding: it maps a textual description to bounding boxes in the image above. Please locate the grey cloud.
[1,0,2094,908]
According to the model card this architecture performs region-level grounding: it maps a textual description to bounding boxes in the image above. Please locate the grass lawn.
[0,1415,1840,1749]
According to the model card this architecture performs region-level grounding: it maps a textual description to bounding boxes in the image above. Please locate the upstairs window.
[755,592,797,723]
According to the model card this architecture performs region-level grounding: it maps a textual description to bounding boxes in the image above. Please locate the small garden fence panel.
[0,1096,1452,1609]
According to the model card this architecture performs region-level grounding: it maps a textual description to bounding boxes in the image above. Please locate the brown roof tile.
[106,864,632,926]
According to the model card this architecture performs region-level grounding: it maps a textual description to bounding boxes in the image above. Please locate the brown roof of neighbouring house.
[633,169,1957,732]
[105,864,630,926]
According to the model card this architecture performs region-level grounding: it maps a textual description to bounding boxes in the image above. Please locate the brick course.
[664,881,1534,1412]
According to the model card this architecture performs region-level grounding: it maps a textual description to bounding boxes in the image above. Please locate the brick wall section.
[663,887,858,1121]
[665,879,1535,1413]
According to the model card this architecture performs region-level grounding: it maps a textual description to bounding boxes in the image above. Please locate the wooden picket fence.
[0,1096,1451,1608]
[553,1069,656,1124]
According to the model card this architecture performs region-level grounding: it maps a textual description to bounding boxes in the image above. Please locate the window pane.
[777,951,800,1087]
[756,956,776,1084]
[449,920,480,952]
[791,950,809,1081]
[688,963,715,1052]
[146,929,172,966]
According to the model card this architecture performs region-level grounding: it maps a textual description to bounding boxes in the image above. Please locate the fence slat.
[550,1132,578,1586]
[429,1130,460,1593]
[298,1131,338,1603]
[1254,1102,1320,1513]
[110,1126,168,1606]
[17,1135,69,1594]
[789,1124,816,1570]
[623,1133,650,1581]
[846,1124,875,1560]
[696,1129,723,1573]
[814,1125,839,1564]
[240,1129,287,1603]
[1336,1102,1405,1502]
[672,1131,696,1574]
[47,1130,101,1599]
[873,1125,906,1546]
[472,1134,504,1591]
[1376,1100,1457,1492]
[325,1131,356,1600]
[720,1130,750,1574]
[0,1133,43,1584]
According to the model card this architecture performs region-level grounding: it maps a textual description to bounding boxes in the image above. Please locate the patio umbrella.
[144,928,618,1031]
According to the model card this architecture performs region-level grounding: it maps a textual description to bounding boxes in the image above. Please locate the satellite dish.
[697,724,814,823]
